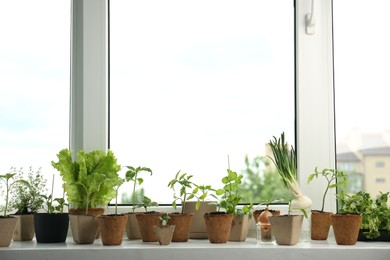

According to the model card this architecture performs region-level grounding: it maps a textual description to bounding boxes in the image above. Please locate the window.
[0,0,70,199]
[334,0,390,196]
[110,0,295,204]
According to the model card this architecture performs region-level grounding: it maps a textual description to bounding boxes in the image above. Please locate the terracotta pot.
[136,212,164,242]
[311,210,333,240]
[204,212,234,243]
[69,214,99,244]
[0,217,18,247]
[183,201,217,239]
[253,209,280,223]
[34,213,69,243]
[332,213,362,245]
[12,214,35,241]
[153,225,175,245]
[269,215,303,245]
[168,213,193,242]
[98,214,128,245]
[228,214,249,242]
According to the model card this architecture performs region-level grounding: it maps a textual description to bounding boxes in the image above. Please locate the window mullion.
[296,0,336,213]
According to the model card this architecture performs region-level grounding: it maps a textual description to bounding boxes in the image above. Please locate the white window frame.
[70,0,336,214]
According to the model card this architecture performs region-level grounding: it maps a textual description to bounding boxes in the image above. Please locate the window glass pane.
[110,0,294,204]
[0,1,70,201]
[334,0,390,195]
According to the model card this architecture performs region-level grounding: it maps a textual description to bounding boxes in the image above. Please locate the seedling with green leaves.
[158,213,170,226]
[308,167,347,212]
[125,166,152,212]
[216,169,252,217]
[167,171,215,212]
[40,195,68,214]
[0,171,28,217]
[141,196,158,212]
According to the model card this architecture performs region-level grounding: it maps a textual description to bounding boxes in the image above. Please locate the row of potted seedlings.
[1,132,389,247]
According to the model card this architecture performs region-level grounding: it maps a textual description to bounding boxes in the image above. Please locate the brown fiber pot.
[69,214,99,244]
[228,214,249,242]
[204,212,234,243]
[311,210,333,240]
[153,225,175,245]
[98,214,128,245]
[183,201,217,239]
[12,214,35,241]
[136,212,164,242]
[269,215,303,245]
[168,213,193,242]
[253,209,280,223]
[126,213,141,239]
[0,217,18,247]
[69,208,105,239]
[332,213,362,245]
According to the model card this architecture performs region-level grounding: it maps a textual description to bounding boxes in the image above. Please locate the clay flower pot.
[0,217,18,247]
[332,213,362,245]
[136,212,164,242]
[311,210,333,240]
[12,214,35,241]
[269,215,303,245]
[167,213,193,242]
[228,214,249,242]
[126,213,141,239]
[98,214,128,245]
[204,212,234,243]
[153,225,175,245]
[183,201,217,239]
[34,213,69,243]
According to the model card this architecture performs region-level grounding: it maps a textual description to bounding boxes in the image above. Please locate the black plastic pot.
[358,229,390,242]
[34,213,69,243]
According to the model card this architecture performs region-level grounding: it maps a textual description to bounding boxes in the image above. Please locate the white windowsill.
[2,237,390,260]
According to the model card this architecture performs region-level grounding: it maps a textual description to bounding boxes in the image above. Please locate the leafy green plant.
[158,213,170,226]
[0,171,28,217]
[308,167,347,212]
[168,170,214,213]
[40,195,68,214]
[268,132,312,211]
[215,169,252,217]
[8,167,47,214]
[51,149,122,215]
[125,166,152,212]
[337,190,390,239]
[141,196,158,212]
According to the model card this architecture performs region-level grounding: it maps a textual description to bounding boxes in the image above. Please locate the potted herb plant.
[307,167,347,240]
[182,184,217,239]
[357,191,390,241]
[167,170,197,242]
[135,196,161,242]
[98,176,128,246]
[0,171,22,247]
[9,167,46,241]
[267,132,311,245]
[204,169,252,243]
[332,190,363,245]
[34,194,69,243]
[51,148,122,244]
[124,165,152,239]
[153,213,175,245]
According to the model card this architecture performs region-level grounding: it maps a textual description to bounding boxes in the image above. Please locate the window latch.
[306,0,316,35]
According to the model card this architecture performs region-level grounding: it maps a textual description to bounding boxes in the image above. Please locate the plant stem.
[132,174,137,213]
